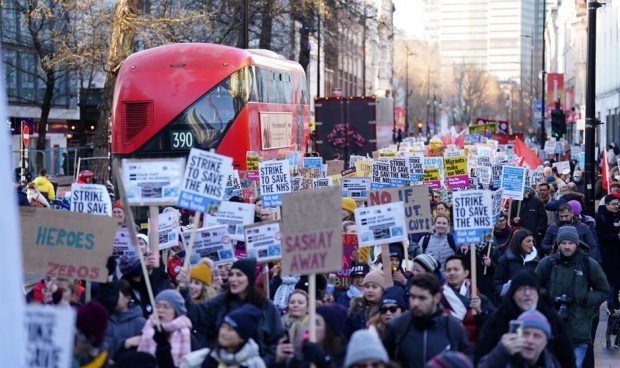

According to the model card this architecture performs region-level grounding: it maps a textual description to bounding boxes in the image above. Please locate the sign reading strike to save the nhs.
[70,183,112,216]
[24,305,75,368]
[452,190,493,245]
[178,148,232,213]
[259,160,292,208]
[20,208,117,283]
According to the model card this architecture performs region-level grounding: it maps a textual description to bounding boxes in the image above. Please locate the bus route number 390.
[170,131,194,150]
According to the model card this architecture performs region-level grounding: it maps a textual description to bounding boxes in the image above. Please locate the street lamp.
[404,48,416,135]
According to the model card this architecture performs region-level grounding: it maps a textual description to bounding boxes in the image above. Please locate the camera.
[554,294,572,319]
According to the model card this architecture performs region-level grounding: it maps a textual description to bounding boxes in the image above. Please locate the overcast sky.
[393,0,425,39]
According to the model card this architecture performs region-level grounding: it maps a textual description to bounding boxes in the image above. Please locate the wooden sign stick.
[308,273,317,342]
[182,214,202,269]
[470,243,478,315]
[148,206,160,267]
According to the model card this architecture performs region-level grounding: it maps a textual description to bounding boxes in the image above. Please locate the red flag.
[514,137,542,169]
[602,150,610,192]
[455,131,465,149]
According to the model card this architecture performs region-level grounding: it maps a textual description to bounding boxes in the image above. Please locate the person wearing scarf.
[138,289,192,367]
[441,255,495,346]
[493,213,512,249]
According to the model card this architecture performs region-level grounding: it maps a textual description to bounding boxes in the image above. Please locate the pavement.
[594,303,620,367]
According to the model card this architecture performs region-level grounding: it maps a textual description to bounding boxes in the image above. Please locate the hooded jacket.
[494,248,539,297]
[34,175,55,200]
[595,205,620,282]
[104,304,146,357]
[478,343,561,368]
[382,309,472,368]
[473,294,575,368]
[540,219,601,261]
[534,244,610,345]
[509,194,547,239]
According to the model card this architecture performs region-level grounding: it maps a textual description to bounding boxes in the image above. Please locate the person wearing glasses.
[367,287,408,339]
[595,194,620,311]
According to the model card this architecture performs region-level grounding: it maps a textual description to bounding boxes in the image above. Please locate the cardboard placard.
[327,160,344,176]
[501,166,526,200]
[154,211,180,250]
[259,160,292,208]
[342,177,371,199]
[453,190,493,245]
[368,186,433,234]
[244,221,282,263]
[70,184,112,216]
[281,186,343,276]
[354,202,407,247]
[178,148,232,212]
[24,305,75,368]
[204,201,256,241]
[355,159,373,178]
[20,208,117,282]
[121,158,185,206]
[180,225,235,265]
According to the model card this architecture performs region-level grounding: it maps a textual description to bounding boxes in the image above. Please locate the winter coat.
[477,343,561,368]
[336,285,363,309]
[473,294,575,368]
[201,339,266,368]
[456,244,499,305]
[182,290,283,366]
[412,232,456,271]
[344,297,380,340]
[595,206,620,283]
[104,304,146,357]
[123,261,171,318]
[494,226,513,249]
[382,310,472,368]
[510,196,547,239]
[34,175,56,200]
[494,248,540,297]
[540,220,601,261]
[440,283,496,346]
[534,246,610,345]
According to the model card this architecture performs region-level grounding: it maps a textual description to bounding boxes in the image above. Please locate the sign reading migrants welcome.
[281,186,342,275]
[20,208,117,283]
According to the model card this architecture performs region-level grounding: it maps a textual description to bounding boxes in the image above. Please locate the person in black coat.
[595,195,620,308]
[494,229,540,298]
[474,270,576,368]
[456,241,499,306]
[510,188,548,246]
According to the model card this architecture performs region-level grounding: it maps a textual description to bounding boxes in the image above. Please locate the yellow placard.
[444,156,467,177]
[379,152,396,158]
[430,140,441,149]
[423,168,441,182]
[329,174,342,186]
[355,160,373,178]
[247,156,259,171]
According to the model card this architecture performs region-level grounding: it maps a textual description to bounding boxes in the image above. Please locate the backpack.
[544,253,591,285]
[422,233,457,254]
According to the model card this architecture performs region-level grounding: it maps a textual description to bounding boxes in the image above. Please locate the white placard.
[342,177,371,199]
[312,177,333,189]
[70,184,112,216]
[113,228,136,257]
[552,160,571,175]
[244,221,282,263]
[122,158,185,206]
[204,201,256,241]
[259,160,292,208]
[354,202,407,247]
[408,156,424,184]
[24,304,75,368]
[181,225,235,265]
[453,190,494,245]
[178,148,232,212]
[155,211,180,250]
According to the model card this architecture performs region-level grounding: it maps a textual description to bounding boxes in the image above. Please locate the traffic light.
[417,121,423,133]
[550,102,566,139]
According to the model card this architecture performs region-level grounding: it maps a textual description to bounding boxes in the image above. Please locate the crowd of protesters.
[17,142,620,368]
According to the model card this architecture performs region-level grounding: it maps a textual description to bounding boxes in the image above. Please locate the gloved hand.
[302,341,333,368]
[153,327,170,347]
[106,256,117,276]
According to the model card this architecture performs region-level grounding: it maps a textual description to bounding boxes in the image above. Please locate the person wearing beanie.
[368,286,408,338]
[201,304,266,367]
[342,197,357,221]
[73,301,110,368]
[302,304,347,367]
[478,309,562,368]
[426,351,473,368]
[413,254,440,276]
[474,270,576,367]
[344,270,385,340]
[337,262,370,309]
[535,224,610,368]
[138,289,193,367]
[189,258,217,304]
[137,233,149,255]
[112,199,127,228]
[176,257,284,366]
[344,327,389,368]
[387,242,410,287]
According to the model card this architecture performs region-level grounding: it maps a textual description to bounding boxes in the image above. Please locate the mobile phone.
[509,320,523,337]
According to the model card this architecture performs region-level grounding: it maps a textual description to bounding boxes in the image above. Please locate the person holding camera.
[534,226,610,368]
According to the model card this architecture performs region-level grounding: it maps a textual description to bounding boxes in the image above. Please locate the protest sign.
[205,201,255,241]
[299,167,320,179]
[342,177,371,199]
[355,202,407,247]
[224,170,242,200]
[389,158,410,187]
[281,186,342,275]
[371,161,391,189]
[113,228,136,257]
[408,156,424,184]
[178,148,232,212]
[429,146,447,157]
[452,190,493,245]
[492,189,504,224]
[475,166,492,186]
[329,174,342,186]
[246,151,259,171]
[369,186,433,234]
[552,160,570,175]
[291,176,302,192]
[312,177,333,189]
[423,167,441,189]
[244,221,282,263]
[444,154,469,189]
[180,225,235,265]
[355,159,373,178]
[334,234,359,290]
[122,158,185,206]
[24,305,75,368]
[239,170,258,201]
[424,157,445,188]
[349,155,364,169]
[491,164,503,189]
[259,160,292,208]
[379,151,396,158]
[20,208,116,283]
[155,211,180,250]
[70,184,112,216]
[501,166,526,200]
[327,160,344,176]
[303,157,323,170]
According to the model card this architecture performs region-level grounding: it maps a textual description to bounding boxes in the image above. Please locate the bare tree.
[448,65,504,125]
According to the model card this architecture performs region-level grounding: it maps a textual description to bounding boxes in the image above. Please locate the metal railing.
[12,146,95,179]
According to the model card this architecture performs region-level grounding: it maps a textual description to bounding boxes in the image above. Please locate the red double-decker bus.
[111,43,311,169]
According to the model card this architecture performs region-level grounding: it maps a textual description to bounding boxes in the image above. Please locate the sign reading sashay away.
[281,186,342,276]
